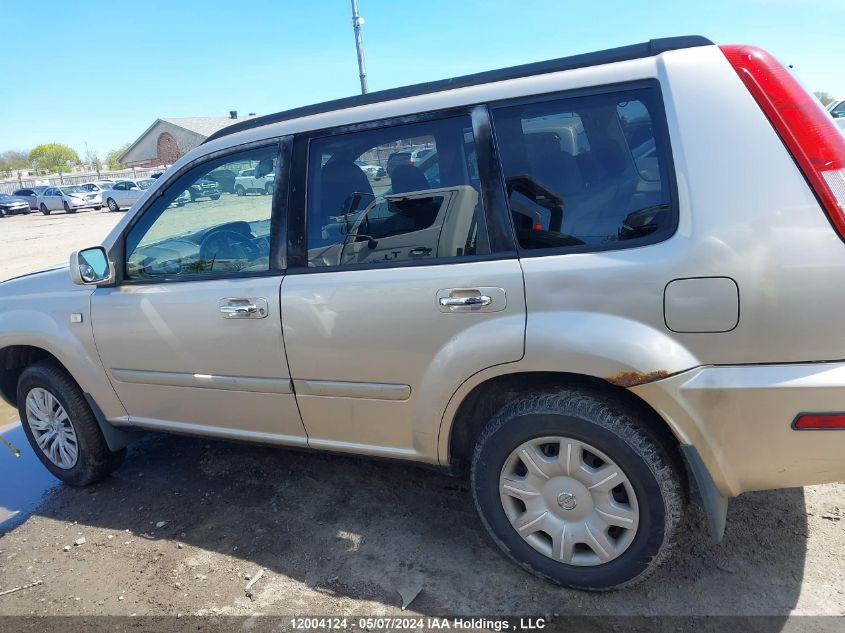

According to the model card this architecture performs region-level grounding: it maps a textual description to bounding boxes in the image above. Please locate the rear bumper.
[631,361,845,497]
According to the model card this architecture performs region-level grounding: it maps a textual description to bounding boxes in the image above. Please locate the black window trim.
[285,104,518,274]
[109,136,291,287]
[488,78,680,259]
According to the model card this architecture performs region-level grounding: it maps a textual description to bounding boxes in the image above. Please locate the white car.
[79,181,115,195]
[37,185,102,215]
[101,179,155,212]
[234,167,274,196]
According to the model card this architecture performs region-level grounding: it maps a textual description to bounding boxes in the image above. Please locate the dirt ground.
[0,208,843,622]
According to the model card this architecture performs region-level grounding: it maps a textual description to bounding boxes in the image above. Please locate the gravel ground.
[0,208,843,621]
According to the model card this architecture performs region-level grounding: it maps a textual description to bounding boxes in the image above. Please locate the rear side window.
[492,85,674,251]
[304,115,489,268]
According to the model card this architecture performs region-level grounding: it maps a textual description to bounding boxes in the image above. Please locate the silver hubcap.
[499,436,639,567]
[25,387,78,469]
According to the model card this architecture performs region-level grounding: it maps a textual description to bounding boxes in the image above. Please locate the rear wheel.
[0,208,6,218]
[106,197,119,212]
[264,183,273,196]
[235,185,245,196]
[470,388,685,590]
[17,360,125,486]
[40,203,50,215]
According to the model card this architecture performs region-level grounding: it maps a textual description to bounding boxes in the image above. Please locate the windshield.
[61,186,86,194]
[0,194,14,201]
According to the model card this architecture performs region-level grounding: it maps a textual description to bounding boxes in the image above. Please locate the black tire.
[210,194,221,201]
[106,197,119,212]
[264,183,273,196]
[0,208,6,218]
[16,360,125,486]
[94,205,102,210]
[63,201,76,214]
[470,388,685,591]
[40,203,50,215]
[235,185,245,197]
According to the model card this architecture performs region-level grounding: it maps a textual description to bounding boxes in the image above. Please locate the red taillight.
[793,413,845,430]
[720,44,845,240]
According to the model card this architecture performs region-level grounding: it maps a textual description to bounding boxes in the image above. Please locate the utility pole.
[351,0,368,94]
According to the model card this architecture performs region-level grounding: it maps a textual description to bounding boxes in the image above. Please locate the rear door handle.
[218,297,268,319]
[436,288,506,313]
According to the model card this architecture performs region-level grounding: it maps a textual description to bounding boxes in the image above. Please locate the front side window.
[304,115,488,268]
[492,86,674,251]
[125,146,278,280]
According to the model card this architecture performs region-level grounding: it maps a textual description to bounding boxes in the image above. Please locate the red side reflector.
[720,45,845,240]
[793,414,845,430]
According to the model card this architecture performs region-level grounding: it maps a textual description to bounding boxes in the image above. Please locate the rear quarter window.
[492,84,675,253]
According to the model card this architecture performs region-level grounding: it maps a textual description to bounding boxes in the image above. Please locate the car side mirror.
[70,247,113,285]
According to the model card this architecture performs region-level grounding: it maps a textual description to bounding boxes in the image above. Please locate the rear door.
[280,107,524,462]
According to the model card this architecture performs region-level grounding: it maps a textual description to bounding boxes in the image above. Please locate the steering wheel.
[198,229,257,269]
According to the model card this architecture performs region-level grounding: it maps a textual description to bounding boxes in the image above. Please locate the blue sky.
[1,0,843,158]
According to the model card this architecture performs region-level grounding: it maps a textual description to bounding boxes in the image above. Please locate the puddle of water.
[0,421,61,531]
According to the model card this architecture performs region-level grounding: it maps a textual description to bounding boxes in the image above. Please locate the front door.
[281,110,525,461]
[91,143,306,444]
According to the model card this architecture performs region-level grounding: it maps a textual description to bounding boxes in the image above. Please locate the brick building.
[119,114,258,168]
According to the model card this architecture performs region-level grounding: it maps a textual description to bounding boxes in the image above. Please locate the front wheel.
[63,201,76,214]
[210,194,221,201]
[106,197,119,212]
[471,388,685,591]
[235,185,245,196]
[40,203,51,215]
[17,360,125,486]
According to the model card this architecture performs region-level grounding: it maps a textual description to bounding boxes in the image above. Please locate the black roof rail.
[204,35,713,144]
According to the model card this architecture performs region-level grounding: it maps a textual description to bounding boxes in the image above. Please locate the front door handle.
[218,297,268,319]
[439,295,492,309]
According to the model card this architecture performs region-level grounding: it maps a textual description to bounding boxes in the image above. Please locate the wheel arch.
[0,344,62,407]
[444,371,683,475]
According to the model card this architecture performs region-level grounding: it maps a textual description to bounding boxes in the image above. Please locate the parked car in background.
[354,160,386,181]
[80,181,114,195]
[102,179,154,212]
[827,99,845,118]
[827,100,845,133]
[12,186,48,210]
[207,169,236,193]
[0,193,31,217]
[411,147,435,165]
[234,167,274,195]
[187,178,221,202]
[37,186,102,214]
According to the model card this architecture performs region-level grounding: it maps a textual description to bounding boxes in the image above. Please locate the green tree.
[28,143,80,174]
[814,91,835,107]
[105,143,130,170]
